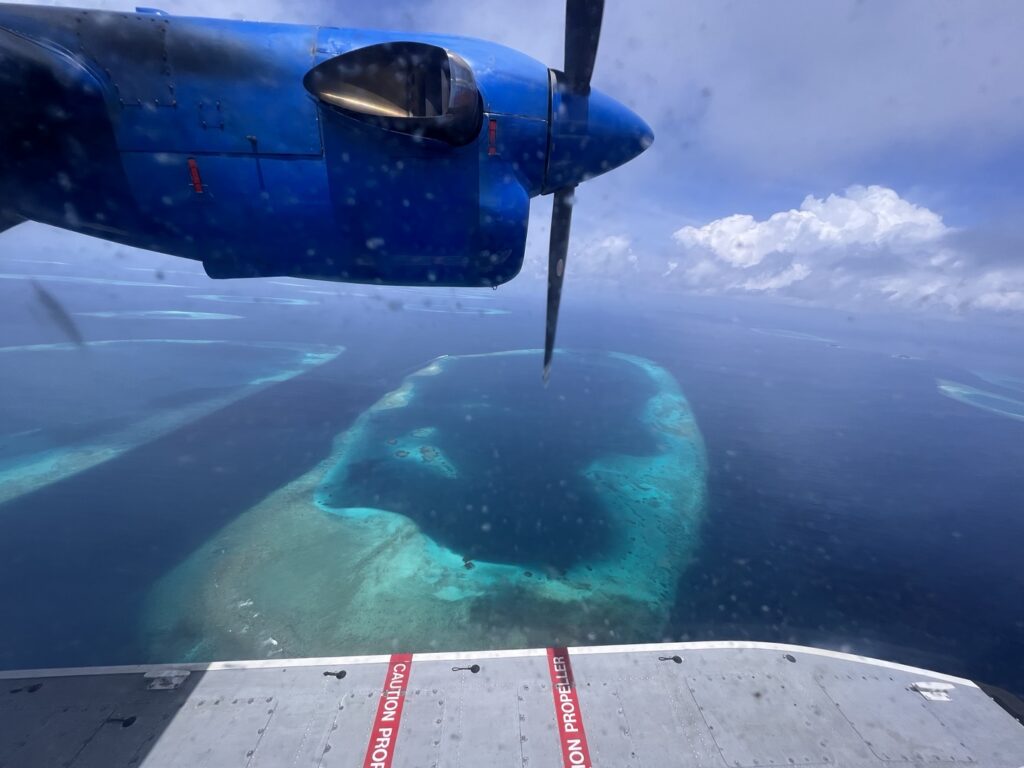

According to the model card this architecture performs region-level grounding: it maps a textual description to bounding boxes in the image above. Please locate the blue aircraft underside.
[0,3,650,289]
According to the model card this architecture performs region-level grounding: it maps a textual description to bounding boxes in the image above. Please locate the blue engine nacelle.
[0,4,650,288]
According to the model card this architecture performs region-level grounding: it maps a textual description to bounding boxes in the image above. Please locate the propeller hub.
[542,73,654,193]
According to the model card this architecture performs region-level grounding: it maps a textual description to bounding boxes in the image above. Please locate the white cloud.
[670,186,1024,314]
[974,290,1024,311]
[566,234,638,279]
[736,262,811,292]
[592,234,634,260]
[673,185,948,268]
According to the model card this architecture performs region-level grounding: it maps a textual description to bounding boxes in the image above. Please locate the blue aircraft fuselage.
[0,4,651,287]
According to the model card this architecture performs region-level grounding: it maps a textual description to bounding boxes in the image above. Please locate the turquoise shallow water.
[937,379,1024,422]
[75,310,243,320]
[0,339,342,504]
[143,349,707,660]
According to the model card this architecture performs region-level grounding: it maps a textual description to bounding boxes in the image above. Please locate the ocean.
[0,256,1021,694]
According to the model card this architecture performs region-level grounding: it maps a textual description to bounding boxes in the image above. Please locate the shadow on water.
[0,353,394,670]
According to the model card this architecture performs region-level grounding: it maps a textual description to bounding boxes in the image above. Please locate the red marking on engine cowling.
[187,158,204,193]
[488,117,498,156]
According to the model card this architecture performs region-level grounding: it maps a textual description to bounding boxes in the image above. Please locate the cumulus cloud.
[670,186,1024,313]
[573,234,638,276]
[673,186,948,268]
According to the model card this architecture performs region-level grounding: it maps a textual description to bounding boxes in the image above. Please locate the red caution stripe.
[546,647,594,768]
[362,653,413,768]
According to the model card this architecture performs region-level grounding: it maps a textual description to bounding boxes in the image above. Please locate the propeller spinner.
[541,0,653,380]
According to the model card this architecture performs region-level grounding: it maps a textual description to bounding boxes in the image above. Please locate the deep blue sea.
[318,350,661,570]
[0,252,1021,694]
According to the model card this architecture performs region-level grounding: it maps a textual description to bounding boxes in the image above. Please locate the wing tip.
[0,211,25,235]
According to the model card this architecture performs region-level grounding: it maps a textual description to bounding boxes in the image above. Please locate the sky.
[14,0,1024,320]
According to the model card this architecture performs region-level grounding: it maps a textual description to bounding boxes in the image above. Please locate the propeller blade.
[564,0,605,95]
[542,1,602,379]
[543,186,576,381]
